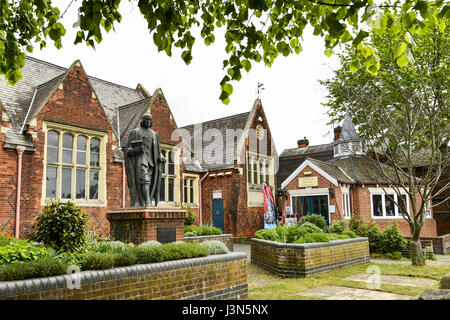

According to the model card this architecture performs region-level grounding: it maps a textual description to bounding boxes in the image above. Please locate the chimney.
[297,137,309,148]
[334,126,342,141]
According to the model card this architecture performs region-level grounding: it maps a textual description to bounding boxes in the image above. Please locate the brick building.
[276,113,439,238]
[0,56,278,240]
[0,56,184,238]
[180,99,278,238]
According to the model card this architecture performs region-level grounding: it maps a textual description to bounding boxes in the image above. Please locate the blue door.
[212,199,224,232]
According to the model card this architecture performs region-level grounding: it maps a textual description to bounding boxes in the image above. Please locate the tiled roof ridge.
[26,55,139,94]
[180,111,250,129]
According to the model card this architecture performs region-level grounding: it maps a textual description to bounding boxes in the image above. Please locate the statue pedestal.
[106,207,187,245]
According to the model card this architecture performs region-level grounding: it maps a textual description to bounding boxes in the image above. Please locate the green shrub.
[342,230,357,238]
[138,240,162,247]
[299,214,326,230]
[112,251,137,267]
[32,199,88,252]
[162,242,209,260]
[81,252,115,270]
[299,222,325,234]
[367,223,383,254]
[303,233,330,243]
[89,240,133,254]
[329,220,346,234]
[130,245,168,264]
[200,240,229,255]
[183,206,196,226]
[285,225,307,243]
[0,239,49,265]
[348,216,370,237]
[380,223,407,254]
[254,229,279,242]
[184,231,197,237]
[0,258,68,281]
[275,225,287,242]
[184,225,222,236]
[327,233,351,240]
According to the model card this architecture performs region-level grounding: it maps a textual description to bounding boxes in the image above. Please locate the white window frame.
[370,192,409,219]
[424,199,432,218]
[342,192,351,219]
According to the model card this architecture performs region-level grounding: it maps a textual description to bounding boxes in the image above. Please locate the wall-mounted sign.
[285,206,291,213]
[303,171,312,176]
[213,190,222,199]
[298,176,318,188]
[329,205,336,214]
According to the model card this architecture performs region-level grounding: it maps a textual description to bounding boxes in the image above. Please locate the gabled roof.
[118,97,152,145]
[0,56,145,148]
[180,111,250,171]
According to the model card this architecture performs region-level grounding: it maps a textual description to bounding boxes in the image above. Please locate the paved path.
[371,255,450,266]
[344,273,438,287]
[297,286,412,300]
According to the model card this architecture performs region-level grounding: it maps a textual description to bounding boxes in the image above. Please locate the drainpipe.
[122,161,126,208]
[15,147,24,238]
[199,171,209,225]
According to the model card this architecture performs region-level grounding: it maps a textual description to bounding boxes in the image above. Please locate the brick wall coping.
[0,252,247,298]
[184,234,233,241]
[250,237,369,249]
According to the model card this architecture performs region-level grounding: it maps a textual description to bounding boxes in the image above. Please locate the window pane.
[183,179,188,203]
[89,170,99,200]
[260,160,264,184]
[47,131,59,163]
[189,179,194,204]
[253,159,257,184]
[160,177,165,201]
[372,195,383,216]
[90,138,100,167]
[168,151,174,175]
[61,168,72,199]
[76,169,86,199]
[161,150,166,174]
[168,178,174,202]
[247,155,251,182]
[62,133,73,163]
[76,136,87,165]
[385,194,395,216]
[398,195,408,216]
[265,161,270,184]
[46,166,57,198]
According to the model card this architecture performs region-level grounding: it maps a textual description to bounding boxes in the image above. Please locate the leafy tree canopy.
[0,0,449,103]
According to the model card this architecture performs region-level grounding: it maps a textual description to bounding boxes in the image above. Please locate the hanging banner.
[263,182,277,229]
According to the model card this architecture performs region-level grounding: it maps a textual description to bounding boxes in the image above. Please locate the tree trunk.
[410,238,426,266]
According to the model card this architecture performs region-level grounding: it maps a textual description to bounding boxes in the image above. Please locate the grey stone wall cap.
[249,237,369,249]
[184,234,233,240]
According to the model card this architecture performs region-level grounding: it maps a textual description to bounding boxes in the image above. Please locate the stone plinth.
[107,207,187,244]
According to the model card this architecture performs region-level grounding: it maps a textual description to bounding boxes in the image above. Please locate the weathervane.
[256,82,265,98]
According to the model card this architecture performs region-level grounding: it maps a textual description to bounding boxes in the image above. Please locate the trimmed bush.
[303,233,330,243]
[129,245,168,264]
[329,220,346,234]
[81,252,115,270]
[299,222,324,234]
[0,258,68,281]
[200,240,229,255]
[184,225,222,236]
[299,214,326,230]
[89,240,133,254]
[184,231,197,237]
[0,239,49,265]
[342,230,357,238]
[254,229,279,242]
[32,199,88,252]
[327,233,351,240]
[162,242,209,260]
[112,251,137,267]
[380,223,406,254]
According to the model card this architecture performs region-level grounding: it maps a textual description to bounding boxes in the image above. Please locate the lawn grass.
[246,262,450,300]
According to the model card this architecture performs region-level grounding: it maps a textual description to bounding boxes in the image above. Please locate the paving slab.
[296,286,412,300]
[344,273,438,288]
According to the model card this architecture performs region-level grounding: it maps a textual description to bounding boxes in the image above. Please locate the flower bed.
[250,237,370,278]
[184,234,234,251]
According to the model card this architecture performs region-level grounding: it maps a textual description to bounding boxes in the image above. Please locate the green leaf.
[394,42,407,58]
[241,59,251,72]
[396,54,410,67]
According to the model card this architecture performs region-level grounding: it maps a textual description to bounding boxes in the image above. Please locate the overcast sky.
[30,1,341,153]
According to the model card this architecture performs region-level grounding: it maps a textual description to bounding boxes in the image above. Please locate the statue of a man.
[124,113,166,207]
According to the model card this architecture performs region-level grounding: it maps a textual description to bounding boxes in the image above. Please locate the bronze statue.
[124,113,166,207]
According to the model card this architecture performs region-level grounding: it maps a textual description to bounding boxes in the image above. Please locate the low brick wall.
[403,234,450,255]
[250,237,370,278]
[184,234,234,251]
[0,253,248,300]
